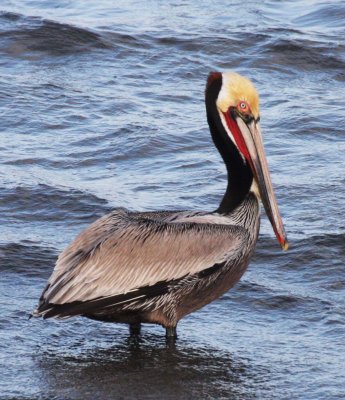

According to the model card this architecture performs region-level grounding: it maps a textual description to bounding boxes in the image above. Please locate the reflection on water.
[35,334,263,399]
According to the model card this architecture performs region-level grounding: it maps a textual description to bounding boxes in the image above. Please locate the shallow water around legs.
[1,1,345,398]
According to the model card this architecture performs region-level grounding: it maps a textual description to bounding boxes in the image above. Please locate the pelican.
[32,71,288,339]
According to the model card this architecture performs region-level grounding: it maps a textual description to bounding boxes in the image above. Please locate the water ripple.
[1,0,345,398]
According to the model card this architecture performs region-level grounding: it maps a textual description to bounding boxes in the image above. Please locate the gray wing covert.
[35,208,248,316]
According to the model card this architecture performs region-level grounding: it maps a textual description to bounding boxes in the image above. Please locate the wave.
[2,9,344,75]
[260,37,345,71]
[0,11,111,58]
[0,183,111,223]
[0,241,56,277]
[293,2,345,29]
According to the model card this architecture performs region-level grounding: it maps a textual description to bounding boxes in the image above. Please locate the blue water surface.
[0,1,345,399]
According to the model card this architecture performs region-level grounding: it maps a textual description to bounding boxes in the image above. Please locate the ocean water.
[1,1,345,398]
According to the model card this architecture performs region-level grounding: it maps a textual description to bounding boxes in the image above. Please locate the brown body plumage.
[33,71,287,338]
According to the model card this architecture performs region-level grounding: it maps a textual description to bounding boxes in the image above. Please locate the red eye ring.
[237,101,249,113]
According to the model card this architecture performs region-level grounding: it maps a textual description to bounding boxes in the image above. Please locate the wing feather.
[36,208,248,314]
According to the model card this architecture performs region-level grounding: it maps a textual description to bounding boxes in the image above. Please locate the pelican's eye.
[237,101,250,114]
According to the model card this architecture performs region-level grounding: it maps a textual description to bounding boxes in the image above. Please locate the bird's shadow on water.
[33,330,266,400]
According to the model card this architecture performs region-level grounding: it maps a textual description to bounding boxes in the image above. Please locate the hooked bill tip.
[282,241,289,251]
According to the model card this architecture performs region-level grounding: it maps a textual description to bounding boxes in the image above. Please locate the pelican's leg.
[165,326,177,339]
[129,322,141,336]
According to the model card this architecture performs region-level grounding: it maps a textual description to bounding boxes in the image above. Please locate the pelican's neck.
[227,191,260,233]
[205,74,253,215]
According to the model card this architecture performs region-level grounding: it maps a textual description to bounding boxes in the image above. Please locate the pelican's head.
[206,71,288,250]
[217,72,260,120]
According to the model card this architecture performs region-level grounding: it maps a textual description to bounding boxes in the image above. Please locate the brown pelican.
[32,71,288,339]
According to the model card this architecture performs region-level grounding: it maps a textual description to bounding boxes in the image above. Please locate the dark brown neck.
[205,73,253,214]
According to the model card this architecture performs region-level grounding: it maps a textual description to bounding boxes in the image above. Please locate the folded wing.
[34,208,248,318]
